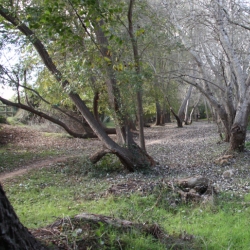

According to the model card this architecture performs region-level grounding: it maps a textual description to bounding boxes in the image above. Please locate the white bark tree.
[156,0,250,150]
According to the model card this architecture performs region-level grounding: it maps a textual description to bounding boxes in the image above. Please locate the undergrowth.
[3,157,250,249]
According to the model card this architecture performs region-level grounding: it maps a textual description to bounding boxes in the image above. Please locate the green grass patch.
[3,159,250,249]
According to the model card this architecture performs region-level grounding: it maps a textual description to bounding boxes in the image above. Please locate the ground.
[1,121,250,193]
[1,121,250,249]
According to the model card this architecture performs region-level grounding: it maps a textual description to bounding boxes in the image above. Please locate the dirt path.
[0,155,80,182]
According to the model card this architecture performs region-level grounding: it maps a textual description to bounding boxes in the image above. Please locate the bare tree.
[158,0,250,150]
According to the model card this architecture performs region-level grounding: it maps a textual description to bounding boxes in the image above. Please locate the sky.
[0,44,20,100]
[0,86,16,99]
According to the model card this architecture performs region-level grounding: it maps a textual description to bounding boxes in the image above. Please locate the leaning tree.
[0,0,156,171]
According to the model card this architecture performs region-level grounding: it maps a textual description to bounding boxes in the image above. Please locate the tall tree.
[158,0,250,151]
[0,1,155,170]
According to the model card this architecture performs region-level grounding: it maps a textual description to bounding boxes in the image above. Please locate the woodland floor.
[1,121,250,249]
[1,121,250,194]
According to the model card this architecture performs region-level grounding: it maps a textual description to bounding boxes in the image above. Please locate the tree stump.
[175,176,215,203]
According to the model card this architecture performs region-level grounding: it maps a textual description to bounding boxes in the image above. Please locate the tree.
[158,0,250,151]
[0,1,155,170]
[0,184,47,250]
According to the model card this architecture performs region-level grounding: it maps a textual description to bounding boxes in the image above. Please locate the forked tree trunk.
[69,92,155,171]
[170,107,183,128]
[0,184,48,250]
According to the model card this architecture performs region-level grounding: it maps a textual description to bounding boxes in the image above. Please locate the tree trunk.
[183,99,190,125]
[178,85,193,123]
[69,92,155,170]
[128,0,146,151]
[170,108,183,128]
[155,101,161,125]
[0,184,48,250]
[204,98,210,123]
[165,112,171,123]
[229,100,250,151]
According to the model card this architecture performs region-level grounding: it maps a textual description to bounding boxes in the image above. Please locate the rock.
[222,169,234,178]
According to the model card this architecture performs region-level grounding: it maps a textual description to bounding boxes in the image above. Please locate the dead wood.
[89,149,111,164]
[214,154,234,166]
[74,213,166,240]
[174,176,216,203]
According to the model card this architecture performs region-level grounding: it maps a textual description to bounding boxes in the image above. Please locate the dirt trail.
[0,155,79,182]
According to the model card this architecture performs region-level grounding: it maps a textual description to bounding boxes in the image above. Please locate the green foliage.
[0,115,7,123]
[91,154,123,177]
[6,116,24,126]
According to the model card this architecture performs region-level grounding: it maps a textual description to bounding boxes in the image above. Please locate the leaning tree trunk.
[170,108,183,128]
[0,184,48,250]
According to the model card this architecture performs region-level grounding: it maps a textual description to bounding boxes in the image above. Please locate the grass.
[3,157,250,249]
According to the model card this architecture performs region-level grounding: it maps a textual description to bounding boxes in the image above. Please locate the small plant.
[245,141,250,150]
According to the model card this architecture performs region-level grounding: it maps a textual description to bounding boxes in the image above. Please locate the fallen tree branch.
[89,149,112,164]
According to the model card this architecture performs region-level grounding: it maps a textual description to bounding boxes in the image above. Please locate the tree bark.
[178,85,193,122]
[0,184,48,250]
[128,0,146,151]
[155,101,162,125]
[170,108,183,128]
[229,99,250,151]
